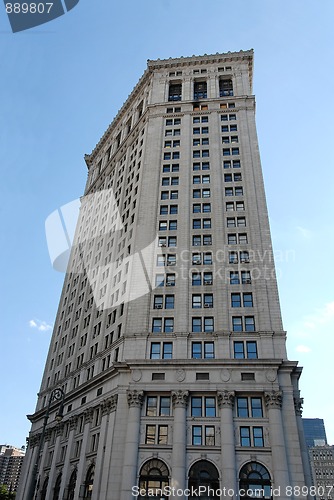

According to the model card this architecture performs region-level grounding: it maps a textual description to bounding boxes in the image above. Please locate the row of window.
[151,316,256,333]
[155,251,251,269]
[150,339,258,360]
[168,79,233,101]
[145,395,263,418]
[152,293,253,309]
[151,339,254,361]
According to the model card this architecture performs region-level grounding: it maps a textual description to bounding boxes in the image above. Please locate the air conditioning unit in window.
[166,282,173,286]
[205,280,212,285]
[204,304,211,308]
[193,261,201,265]
[167,262,176,266]
[160,243,166,247]
[245,279,252,284]
[241,258,250,263]
[155,304,163,309]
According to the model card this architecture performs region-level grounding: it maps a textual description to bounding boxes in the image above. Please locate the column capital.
[264,390,283,409]
[69,415,78,431]
[44,428,53,442]
[56,422,64,437]
[101,395,118,415]
[171,390,189,408]
[127,390,144,408]
[217,390,235,409]
[84,407,94,424]
[294,396,304,416]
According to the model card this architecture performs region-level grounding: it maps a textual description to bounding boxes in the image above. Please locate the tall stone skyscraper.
[19,50,312,500]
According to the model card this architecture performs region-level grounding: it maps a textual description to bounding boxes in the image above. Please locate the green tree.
[0,484,16,500]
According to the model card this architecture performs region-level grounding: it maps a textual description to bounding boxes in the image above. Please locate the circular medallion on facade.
[220,369,231,382]
[266,369,277,382]
[175,369,186,382]
[132,369,142,382]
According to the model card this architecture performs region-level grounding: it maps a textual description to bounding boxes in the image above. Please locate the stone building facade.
[18,50,312,500]
[308,446,334,500]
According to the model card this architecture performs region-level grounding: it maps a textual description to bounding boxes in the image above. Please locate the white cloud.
[296,344,312,353]
[296,226,313,239]
[28,319,53,332]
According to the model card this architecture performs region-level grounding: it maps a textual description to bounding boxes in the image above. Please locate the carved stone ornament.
[56,422,65,437]
[171,390,189,408]
[29,433,41,448]
[294,396,304,416]
[264,390,283,409]
[101,395,118,415]
[217,390,235,408]
[44,428,53,442]
[84,407,94,424]
[69,415,78,431]
[127,390,144,408]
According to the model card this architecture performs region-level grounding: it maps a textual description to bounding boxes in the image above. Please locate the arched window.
[138,459,169,499]
[239,462,272,499]
[53,474,62,500]
[188,460,220,498]
[40,477,48,500]
[67,469,77,500]
[83,464,95,499]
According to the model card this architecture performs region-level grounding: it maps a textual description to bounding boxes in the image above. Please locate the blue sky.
[0,0,333,448]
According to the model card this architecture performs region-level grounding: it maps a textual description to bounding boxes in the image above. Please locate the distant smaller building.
[308,445,334,500]
[0,445,25,492]
[303,418,328,448]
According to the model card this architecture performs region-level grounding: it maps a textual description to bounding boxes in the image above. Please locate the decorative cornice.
[217,390,235,409]
[171,390,189,408]
[294,396,304,416]
[127,390,144,408]
[101,395,118,415]
[264,390,283,409]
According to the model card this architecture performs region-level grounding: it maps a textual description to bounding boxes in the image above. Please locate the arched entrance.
[239,462,272,499]
[188,460,220,498]
[52,474,62,500]
[67,469,77,500]
[138,459,169,499]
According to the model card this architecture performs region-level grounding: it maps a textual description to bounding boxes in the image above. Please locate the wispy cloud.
[29,319,53,332]
[296,226,313,239]
[296,344,312,353]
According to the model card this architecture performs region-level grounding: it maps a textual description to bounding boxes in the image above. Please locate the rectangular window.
[238,233,248,244]
[203,252,212,265]
[192,426,202,445]
[165,295,175,309]
[153,295,163,309]
[145,425,156,444]
[194,81,207,100]
[245,316,255,332]
[152,319,162,333]
[158,425,168,444]
[150,343,161,359]
[169,220,177,230]
[243,293,253,307]
[231,293,241,307]
[232,316,242,332]
[160,396,171,416]
[234,341,244,359]
[205,397,216,417]
[166,273,176,286]
[192,317,202,333]
[164,318,174,332]
[192,295,202,308]
[204,317,214,332]
[146,396,158,416]
[246,341,258,358]
[230,272,240,285]
[192,273,201,286]
[169,83,182,101]
[253,427,264,447]
[251,398,263,418]
[237,397,249,417]
[240,427,251,447]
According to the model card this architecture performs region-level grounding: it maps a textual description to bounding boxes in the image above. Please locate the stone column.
[58,416,78,500]
[264,391,290,497]
[73,408,94,500]
[171,390,189,499]
[19,433,39,500]
[120,390,144,500]
[294,396,313,494]
[92,396,118,500]
[218,390,237,499]
[44,423,64,499]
